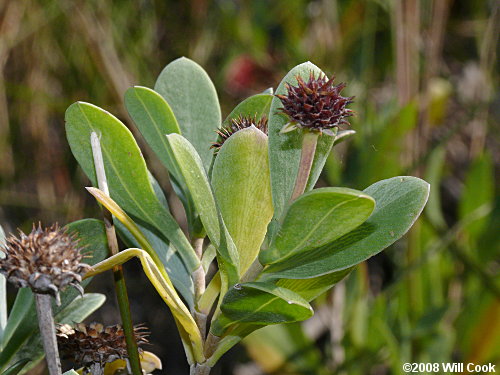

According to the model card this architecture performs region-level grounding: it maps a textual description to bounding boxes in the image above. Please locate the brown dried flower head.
[57,323,149,369]
[276,72,354,135]
[211,115,268,153]
[0,223,90,304]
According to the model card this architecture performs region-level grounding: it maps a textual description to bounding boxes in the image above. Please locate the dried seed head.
[276,72,354,134]
[211,115,268,153]
[0,223,90,304]
[57,323,149,369]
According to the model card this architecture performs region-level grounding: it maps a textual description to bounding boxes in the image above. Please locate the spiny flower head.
[57,323,149,369]
[0,223,90,304]
[211,115,268,153]
[276,72,354,135]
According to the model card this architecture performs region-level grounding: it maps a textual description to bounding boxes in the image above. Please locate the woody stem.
[34,293,61,375]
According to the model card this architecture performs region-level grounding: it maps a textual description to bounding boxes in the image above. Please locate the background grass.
[0,1,498,374]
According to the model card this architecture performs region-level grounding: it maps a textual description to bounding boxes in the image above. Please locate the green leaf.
[162,134,240,295]
[207,324,260,366]
[214,211,240,303]
[124,86,199,231]
[14,293,106,373]
[221,94,273,127]
[0,360,29,375]
[201,244,216,273]
[66,219,109,267]
[305,132,336,191]
[333,129,356,146]
[163,134,219,244]
[125,86,181,142]
[0,219,108,372]
[65,101,198,271]
[261,176,430,280]
[260,187,375,265]
[0,289,32,353]
[276,268,353,301]
[154,57,221,170]
[268,62,334,224]
[211,282,313,336]
[212,127,273,274]
[56,293,106,323]
[124,87,184,189]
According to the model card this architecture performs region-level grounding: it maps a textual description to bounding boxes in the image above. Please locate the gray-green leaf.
[260,187,375,265]
[164,134,219,244]
[261,176,430,279]
[155,57,221,170]
[221,94,272,127]
[124,86,199,232]
[212,282,313,336]
[212,127,273,275]
[276,268,353,301]
[65,102,198,271]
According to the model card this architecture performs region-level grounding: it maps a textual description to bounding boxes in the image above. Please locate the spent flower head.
[276,72,354,135]
[211,115,268,153]
[57,322,149,370]
[0,223,90,304]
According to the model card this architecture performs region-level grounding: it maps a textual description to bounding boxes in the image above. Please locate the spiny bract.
[211,114,268,153]
[57,323,149,369]
[0,223,90,304]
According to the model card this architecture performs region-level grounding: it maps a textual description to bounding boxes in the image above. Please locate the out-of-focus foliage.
[0,0,498,374]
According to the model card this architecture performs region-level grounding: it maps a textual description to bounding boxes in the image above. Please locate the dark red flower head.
[276,72,354,134]
[211,115,268,153]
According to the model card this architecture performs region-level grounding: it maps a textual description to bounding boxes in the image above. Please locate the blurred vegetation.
[0,0,498,374]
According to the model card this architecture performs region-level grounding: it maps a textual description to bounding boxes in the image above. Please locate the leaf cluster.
[64,58,429,368]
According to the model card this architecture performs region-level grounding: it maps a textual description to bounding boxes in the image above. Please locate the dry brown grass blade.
[0,2,25,178]
[65,3,133,117]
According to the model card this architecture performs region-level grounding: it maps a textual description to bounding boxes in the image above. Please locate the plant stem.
[34,293,61,375]
[88,363,104,375]
[192,236,207,339]
[204,333,221,359]
[198,272,221,316]
[190,363,211,375]
[290,131,319,201]
[192,237,206,300]
[90,132,142,375]
[240,258,263,283]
